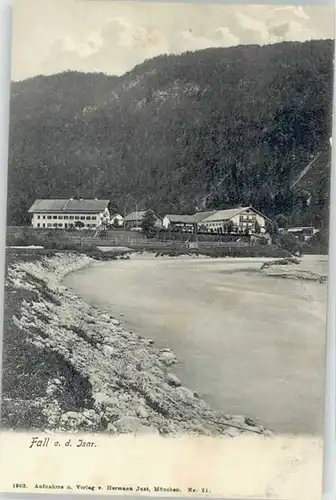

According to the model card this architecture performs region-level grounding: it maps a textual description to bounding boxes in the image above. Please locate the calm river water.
[65,255,327,435]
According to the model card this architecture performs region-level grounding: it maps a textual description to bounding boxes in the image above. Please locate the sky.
[11,0,335,82]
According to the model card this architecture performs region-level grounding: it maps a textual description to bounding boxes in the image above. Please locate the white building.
[28,198,111,230]
[286,226,319,242]
[162,214,196,231]
[198,206,270,234]
[124,210,162,230]
[110,213,124,227]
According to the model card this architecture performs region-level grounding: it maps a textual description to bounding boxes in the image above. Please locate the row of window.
[240,215,256,221]
[36,214,98,221]
[205,221,257,229]
[203,216,257,228]
[205,222,223,228]
[36,222,97,228]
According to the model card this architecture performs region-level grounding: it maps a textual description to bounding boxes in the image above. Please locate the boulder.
[136,405,150,419]
[60,411,86,426]
[114,416,143,433]
[83,409,100,422]
[158,351,177,366]
[103,336,118,345]
[45,384,57,396]
[221,413,231,421]
[245,416,257,427]
[93,392,114,407]
[166,373,182,388]
[31,340,44,349]
[136,426,160,436]
[176,386,195,400]
[102,344,114,356]
[224,427,241,437]
[107,423,118,433]
[230,415,246,427]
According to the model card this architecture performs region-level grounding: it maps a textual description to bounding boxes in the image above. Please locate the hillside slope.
[290,147,330,228]
[7,40,333,225]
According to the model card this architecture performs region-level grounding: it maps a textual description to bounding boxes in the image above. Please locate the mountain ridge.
[7,39,333,227]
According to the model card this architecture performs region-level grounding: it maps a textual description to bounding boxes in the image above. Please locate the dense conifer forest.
[8,39,333,228]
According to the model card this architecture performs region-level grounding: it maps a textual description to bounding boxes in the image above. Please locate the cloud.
[273,6,310,21]
[175,30,218,52]
[214,27,240,47]
[235,11,273,45]
[267,19,315,44]
[234,8,317,46]
[41,16,241,77]
[11,1,335,81]
[112,20,166,51]
[57,32,104,58]
[175,26,240,52]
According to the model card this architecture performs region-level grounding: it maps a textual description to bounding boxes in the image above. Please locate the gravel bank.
[260,257,328,283]
[3,252,271,438]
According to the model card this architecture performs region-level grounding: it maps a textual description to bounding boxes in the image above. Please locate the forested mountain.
[7,39,333,226]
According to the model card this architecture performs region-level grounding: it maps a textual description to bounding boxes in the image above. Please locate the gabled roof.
[164,214,196,224]
[191,210,218,223]
[124,211,147,221]
[110,213,123,219]
[124,210,162,221]
[201,206,271,222]
[202,207,250,222]
[28,199,110,213]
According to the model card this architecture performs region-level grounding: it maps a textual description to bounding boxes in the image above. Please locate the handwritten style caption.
[29,436,97,449]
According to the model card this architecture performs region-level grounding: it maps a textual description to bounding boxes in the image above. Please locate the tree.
[6,40,333,229]
[275,214,289,229]
[141,211,157,237]
[254,220,261,234]
[276,231,303,255]
[227,220,234,234]
[100,213,110,230]
[265,220,279,244]
[265,220,278,235]
[112,218,120,229]
[75,220,85,229]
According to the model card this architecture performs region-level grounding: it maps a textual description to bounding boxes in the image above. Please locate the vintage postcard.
[0,1,334,499]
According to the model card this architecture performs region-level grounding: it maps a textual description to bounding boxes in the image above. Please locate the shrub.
[303,230,329,254]
[275,231,303,255]
[141,211,157,237]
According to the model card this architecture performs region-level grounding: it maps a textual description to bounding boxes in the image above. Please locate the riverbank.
[6,225,296,259]
[2,250,270,437]
[260,255,328,283]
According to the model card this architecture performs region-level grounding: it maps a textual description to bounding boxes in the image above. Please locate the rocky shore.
[2,252,271,437]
